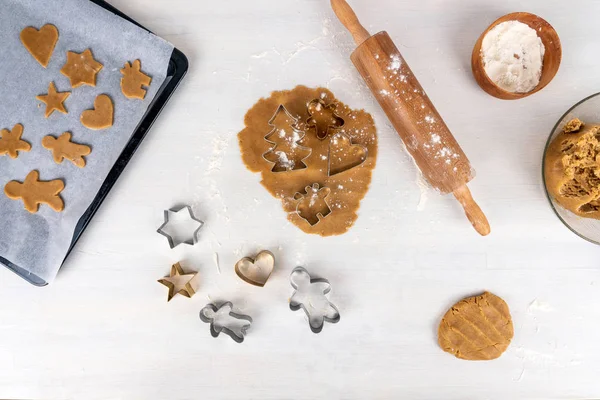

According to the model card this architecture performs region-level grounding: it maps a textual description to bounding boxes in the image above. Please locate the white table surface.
[2,0,600,398]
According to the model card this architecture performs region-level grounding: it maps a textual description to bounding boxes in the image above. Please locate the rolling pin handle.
[453,185,491,236]
[330,0,371,46]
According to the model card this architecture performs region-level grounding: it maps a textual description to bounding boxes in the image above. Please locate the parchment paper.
[0,0,174,284]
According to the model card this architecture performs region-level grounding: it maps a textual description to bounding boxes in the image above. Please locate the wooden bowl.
[471,12,562,100]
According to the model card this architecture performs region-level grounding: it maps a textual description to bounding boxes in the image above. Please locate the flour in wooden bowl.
[481,20,545,93]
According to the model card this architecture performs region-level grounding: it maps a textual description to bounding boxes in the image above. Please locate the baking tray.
[1,0,189,286]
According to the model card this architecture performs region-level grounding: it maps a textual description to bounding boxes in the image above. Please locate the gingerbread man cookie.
[120,60,152,99]
[42,132,91,168]
[4,170,65,213]
[0,123,31,159]
[60,49,103,88]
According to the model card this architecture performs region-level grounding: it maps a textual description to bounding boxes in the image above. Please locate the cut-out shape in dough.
[4,170,65,213]
[294,183,332,226]
[42,132,91,168]
[0,123,31,159]
[328,132,368,176]
[289,266,340,333]
[36,82,70,118]
[263,105,312,172]
[238,86,379,237]
[80,94,113,130]
[438,292,514,361]
[20,24,58,68]
[306,98,344,140]
[60,49,103,88]
[235,250,275,287]
[200,302,253,343]
[120,60,152,99]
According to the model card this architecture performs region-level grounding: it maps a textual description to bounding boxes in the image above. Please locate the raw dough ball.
[438,292,513,361]
[545,119,600,218]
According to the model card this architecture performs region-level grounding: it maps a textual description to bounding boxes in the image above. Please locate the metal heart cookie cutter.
[200,302,253,343]
[289,266,340,333]
[156,205,204,249]
[235,250,275,287]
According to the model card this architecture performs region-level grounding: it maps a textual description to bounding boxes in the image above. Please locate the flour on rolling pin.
[351,32,473,194]
[331,0,490,235]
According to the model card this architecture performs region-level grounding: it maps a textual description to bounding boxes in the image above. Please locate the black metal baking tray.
[1,0,188,286]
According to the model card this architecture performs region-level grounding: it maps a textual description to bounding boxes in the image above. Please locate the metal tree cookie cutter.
[306,98,345,140]
[327,131,368,176]
[293,183,332,226]
[235,250,275,287]
[156,205,204,249]
[200,302,253,343]
[289,266,340,333]
[262,104,312,173]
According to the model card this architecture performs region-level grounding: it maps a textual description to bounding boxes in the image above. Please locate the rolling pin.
[331,0,490,236]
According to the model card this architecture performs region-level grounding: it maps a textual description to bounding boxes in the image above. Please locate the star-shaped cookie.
[158,262,198,302]
[60,49,103,88]
[0,124,31,159]
[36,82,70,118]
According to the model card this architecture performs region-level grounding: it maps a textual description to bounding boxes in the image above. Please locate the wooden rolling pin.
[331,0,490,236]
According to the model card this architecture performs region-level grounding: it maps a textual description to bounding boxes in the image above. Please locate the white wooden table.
[1,0,600,398]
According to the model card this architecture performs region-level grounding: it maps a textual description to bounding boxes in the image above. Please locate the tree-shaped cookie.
[293,183,332,226]
[4,170,65,213]
[262,105,312,172]
[0,123,31,159]
[306,99,344,140]
[289,267,340,333]
[42,132,91,168]
[120,60,152,100]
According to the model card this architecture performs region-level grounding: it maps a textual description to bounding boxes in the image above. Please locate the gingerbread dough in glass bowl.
[238,86,378,236]
[545,118,600,219]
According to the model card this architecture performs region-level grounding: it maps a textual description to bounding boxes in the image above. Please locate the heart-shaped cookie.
[20,24,59,68]
[235,250,275,287]
[81,94,114,130]
[328,132,367,176]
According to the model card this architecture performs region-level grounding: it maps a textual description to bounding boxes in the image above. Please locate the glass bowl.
[542,92,600,245]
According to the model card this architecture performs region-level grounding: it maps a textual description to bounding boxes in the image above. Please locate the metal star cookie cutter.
[289,266,340,333]
[200,302,253,343]
[262,104,312,173]
[157,205,204,249]
[306,98,345,140]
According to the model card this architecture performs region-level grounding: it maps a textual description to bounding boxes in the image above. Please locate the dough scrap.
[20,24,58,68]
[60,49,103,88]
[438,292,514,361]
[544,119,600,218]
[80,94,113,130]
[238,86,378,236]
[120,60,152,99]
[0,123,31,159]
[4,170,65,213]
[42,132,91,168]
[36,82,70,118]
